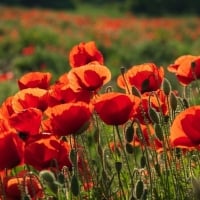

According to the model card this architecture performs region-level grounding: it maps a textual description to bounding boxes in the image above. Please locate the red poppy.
[68,61,111,92]
[2,170,43,199]
[0,131,23,170]
[94,92,140,125]
[170,106,200,148]
[18,71,52,90]
[48,83,92,107]
[11,88,48,112]
[0,71,14,82]
[9,108,42,140]
[43,102,93,136]
[0,96,15,118]
[117,63,164,94]
[21,45,35,56]
[167,55,200,85]
[69,41,104,68]
[132,89,168,124]
[24,134,72,170]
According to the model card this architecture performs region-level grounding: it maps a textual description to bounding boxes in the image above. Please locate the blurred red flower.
[18,71,52,90]
[21,45,35,56]
[0,71,14,82]
[167,55,200,85]
[117,63,164,94]
[94,92,140,125]
[68,61,111,92]
[43,102,93,136]
[69,41,104,68]
[170,106,200,148]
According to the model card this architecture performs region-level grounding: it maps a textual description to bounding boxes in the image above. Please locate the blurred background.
[0,0,200,102]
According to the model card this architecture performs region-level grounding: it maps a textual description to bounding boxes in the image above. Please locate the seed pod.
[148,107,160,124]
[135,180,144,199]
[71,174,79,196]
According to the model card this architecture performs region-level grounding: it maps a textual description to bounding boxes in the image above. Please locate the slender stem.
[115,125,133,196]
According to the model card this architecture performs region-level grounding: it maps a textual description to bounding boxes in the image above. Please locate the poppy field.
[1,6,200,200]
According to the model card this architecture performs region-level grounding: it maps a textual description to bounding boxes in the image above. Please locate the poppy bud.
[170,92,177,111]
[162,78,171,96]
[70,148,77,167]
[148,107,160,124]
[132,85,141,98]
[39,170,56,183]
[135,180,144,199]
[71,175,79,196]
[154,124,164,141]
[140,155,146,168]
[126,143,134,154]
[125,124,134,143]
[115,161,122,173]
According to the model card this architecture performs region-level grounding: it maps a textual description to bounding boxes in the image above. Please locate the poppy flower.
[47,83,92,107]
[18,71,52,90]
[167,55,200,85]
[68,61,111,92]
[0,131,23,170]
[11,88,48,112]
[69,41,104,68]
[24,134,72,170]
[21,45,35,56]
[2,170,43,199]
[9,108,42,140]
[117,63,164,94]
[170,106,200,148]
[43,102,93,136]
[0,71,14,82]
[94,92,140,125]
[0,96,15,118]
